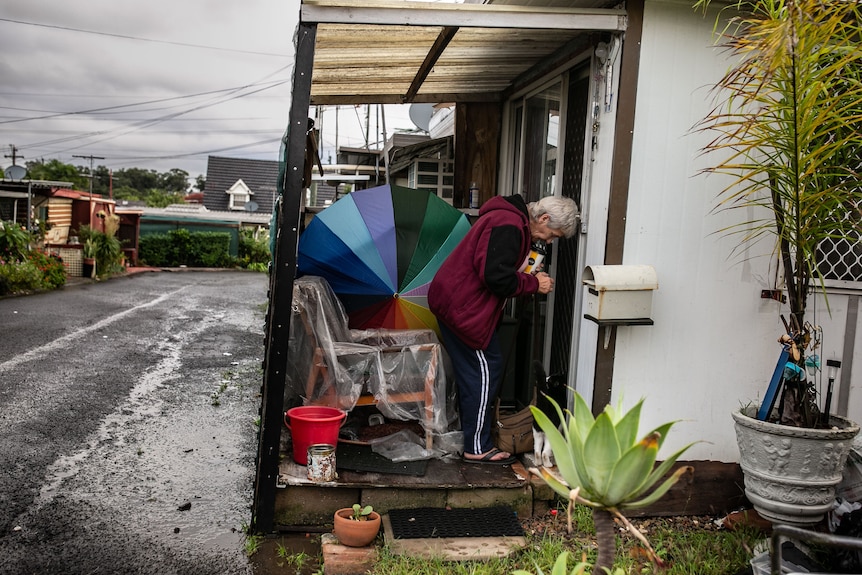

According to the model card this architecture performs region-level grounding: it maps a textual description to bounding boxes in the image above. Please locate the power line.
[0,17,290,58]
[0,74,291,125]
[41,79,291,154]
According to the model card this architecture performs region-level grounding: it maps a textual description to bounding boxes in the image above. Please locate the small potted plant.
[332,503,381,547]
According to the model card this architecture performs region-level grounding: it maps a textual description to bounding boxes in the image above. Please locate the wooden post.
[454,102,501,208]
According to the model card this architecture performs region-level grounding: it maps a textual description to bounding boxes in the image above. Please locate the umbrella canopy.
[297,184,470,333]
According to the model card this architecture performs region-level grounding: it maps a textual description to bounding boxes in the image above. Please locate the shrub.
[238,228,270,269]
[186,231,232,267]
[0,220,31,260]
[138,233,172,266]
[139,230,233,268]
[0,258,43,295]
[169,228,192,265]
[27,251,67,289]
[0,250,67,295]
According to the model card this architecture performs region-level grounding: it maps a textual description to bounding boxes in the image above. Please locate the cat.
[532,360,568,468]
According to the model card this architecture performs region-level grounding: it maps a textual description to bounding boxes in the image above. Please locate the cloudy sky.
[0,0,417,181]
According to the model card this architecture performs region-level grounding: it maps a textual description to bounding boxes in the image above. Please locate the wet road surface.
[0,270,267,574]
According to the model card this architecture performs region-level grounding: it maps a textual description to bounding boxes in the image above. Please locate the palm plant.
[694,0,862,426]
[529,394,695,573]
[79,223,123,277]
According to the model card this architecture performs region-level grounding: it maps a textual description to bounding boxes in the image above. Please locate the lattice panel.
[56,247,83,277]
[818,222,862,282]
[549,70,589,378]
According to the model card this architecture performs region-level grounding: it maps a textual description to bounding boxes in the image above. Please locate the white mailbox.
[583,265,657,325]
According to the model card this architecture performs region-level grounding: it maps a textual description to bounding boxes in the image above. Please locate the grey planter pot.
[733,406,859,526]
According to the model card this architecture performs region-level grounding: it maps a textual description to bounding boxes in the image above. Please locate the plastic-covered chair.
[287,275,448,448]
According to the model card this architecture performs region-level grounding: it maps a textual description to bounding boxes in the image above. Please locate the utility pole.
[72,154,104,195]
[73,154,104,230]
[5,144,23,166]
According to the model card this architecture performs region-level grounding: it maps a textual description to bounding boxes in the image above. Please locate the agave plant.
[530,394,695,572]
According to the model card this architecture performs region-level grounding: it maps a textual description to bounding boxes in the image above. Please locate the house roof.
[206,155,345,208]
[388,136,453,175]
[204,156,280,215]
[302,0,626,105]
[142,204,271,226]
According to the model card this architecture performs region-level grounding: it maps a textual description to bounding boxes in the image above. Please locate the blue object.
[758,345,791,421]
[783,362,804,380]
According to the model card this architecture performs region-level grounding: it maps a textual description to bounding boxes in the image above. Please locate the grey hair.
[528,196,579,238]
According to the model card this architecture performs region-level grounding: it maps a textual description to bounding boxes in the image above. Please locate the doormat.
[336,443,428,476]
[388,506,524,539]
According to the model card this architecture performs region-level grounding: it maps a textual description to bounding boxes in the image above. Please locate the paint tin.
[306,443,337,482]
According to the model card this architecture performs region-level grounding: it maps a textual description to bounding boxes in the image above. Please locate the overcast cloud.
[0,0,416,181]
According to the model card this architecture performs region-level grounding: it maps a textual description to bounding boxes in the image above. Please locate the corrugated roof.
[302,0,626,105]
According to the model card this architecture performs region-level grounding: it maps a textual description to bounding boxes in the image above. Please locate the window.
[226,179,253,211]
[510,82,562,204]
[407,159,453,202]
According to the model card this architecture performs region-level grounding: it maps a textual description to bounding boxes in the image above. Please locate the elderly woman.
[428,194,578,464]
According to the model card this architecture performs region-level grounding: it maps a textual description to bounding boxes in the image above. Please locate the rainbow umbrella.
[297,184,470,333]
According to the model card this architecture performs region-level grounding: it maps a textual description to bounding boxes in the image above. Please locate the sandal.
[462,448,517,465]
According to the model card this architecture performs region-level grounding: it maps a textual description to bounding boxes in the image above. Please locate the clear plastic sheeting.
[370,429,464,461]
[287,276,451,438]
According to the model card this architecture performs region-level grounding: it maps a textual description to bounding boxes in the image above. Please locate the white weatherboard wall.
[805,292,862,427]
[608,0,803,462]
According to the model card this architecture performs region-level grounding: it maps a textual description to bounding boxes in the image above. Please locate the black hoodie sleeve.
[483,224,523,297]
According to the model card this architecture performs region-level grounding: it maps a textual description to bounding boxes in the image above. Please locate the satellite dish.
[244,200,259,213]
[409,103,434,133]
[4,165,27,181]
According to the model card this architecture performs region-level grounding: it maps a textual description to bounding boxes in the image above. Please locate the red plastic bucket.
[284,406,346,465]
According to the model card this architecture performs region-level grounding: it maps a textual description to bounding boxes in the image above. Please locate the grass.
[275,541,315,572]
[361,505,764,575]
[244,533,264,557]
[211,380,229,406]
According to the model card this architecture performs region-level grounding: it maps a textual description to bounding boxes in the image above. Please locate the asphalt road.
[0,270,268,575]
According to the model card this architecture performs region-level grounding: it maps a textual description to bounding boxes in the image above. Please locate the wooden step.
[275,455,533,528]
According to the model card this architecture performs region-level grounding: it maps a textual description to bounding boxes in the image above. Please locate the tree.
[145,189,185,208]
[160,168,190,194]
[112,186,142,202]
[92,165,111,196]
[25,159,87,189]
[114,167,161,193]
[194,174,206,192]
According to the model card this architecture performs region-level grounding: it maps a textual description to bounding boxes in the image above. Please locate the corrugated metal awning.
[301,0,627,104]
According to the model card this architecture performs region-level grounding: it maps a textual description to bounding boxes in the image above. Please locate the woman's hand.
[536,272,554,294]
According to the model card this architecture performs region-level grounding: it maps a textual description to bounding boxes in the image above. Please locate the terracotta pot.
[332,508,381,547]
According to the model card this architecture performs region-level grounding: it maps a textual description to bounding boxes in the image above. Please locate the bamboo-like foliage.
[694,0,862,331]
